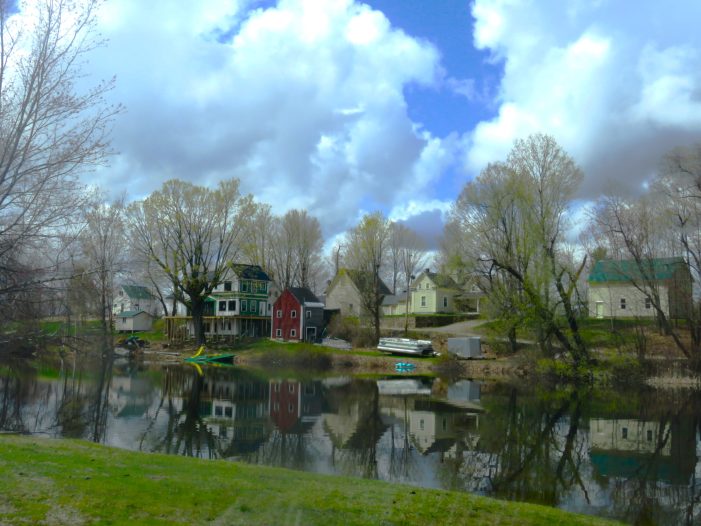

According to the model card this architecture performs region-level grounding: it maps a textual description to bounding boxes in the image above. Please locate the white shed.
[116,310,154,332]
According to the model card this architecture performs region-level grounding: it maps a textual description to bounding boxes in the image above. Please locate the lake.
[1,353,699,525]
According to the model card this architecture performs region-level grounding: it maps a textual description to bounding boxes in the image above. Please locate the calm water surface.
[1,354,700,525]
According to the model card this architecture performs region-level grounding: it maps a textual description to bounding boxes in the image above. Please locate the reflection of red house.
[269,380,300,432]
[271,287,324,342]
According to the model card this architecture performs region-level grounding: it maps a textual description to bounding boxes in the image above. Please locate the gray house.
[325,268,391,317]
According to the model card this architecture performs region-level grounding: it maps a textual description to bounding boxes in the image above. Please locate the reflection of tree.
[157,370,216,458]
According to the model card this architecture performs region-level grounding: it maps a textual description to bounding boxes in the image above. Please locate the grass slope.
[0,435,618,526]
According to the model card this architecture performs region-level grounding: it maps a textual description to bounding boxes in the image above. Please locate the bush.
[326,314,375,348]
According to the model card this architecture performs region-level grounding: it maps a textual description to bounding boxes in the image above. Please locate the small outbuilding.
[115,310,154,332]
[272,287,325,342]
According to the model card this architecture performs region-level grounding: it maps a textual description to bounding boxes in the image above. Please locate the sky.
[32,0,701,248]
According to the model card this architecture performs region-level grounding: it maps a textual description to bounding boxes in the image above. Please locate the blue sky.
[27,0,700,248]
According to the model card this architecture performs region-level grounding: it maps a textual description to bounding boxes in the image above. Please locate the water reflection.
[1,356,700,525]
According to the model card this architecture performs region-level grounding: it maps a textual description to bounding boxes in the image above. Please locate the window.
[421,296,426,307]
[306,310,311,319]
[289,384,295,393]
[622,427,628,439]
[224,281,232,291]
[443,297,448,308]
[645,297,651,309]
[291,310,297,318]
[121,318,126,324]
[291,329,296,337]
[276,328,282,337]
[228,300,236,311]
[277,309,282,318]
[219,301,226,312]
[241,300,247,311]
[288,403,294,413]
[647,429,653,441]
[620,298,626,310]
[241,282,248,292]
[225,407,232,418]
[274,383,280,392]
[215,406,223,417]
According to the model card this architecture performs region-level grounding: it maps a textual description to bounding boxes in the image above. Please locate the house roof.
[228,263,271,281]
[328,268,391,296]
[382,293,408,306]
[117,310,151,318]
[417,271,460,290]
[288,287,321,305]
[121,285,155,300]
[588,257,688,283]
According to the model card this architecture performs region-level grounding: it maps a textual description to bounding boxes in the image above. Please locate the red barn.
[271,287,324,342]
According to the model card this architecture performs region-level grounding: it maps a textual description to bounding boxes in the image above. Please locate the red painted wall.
[269,380,300,432]
[271,289,302,340]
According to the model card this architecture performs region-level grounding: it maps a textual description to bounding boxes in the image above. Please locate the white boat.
[377,337,434,356]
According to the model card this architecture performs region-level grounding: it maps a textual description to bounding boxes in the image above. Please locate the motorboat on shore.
[377,337,434,356]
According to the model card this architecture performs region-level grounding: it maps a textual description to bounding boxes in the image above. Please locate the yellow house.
[411,270,461,314]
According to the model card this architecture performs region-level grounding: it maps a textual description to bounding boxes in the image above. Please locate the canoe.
[184,346,235,365]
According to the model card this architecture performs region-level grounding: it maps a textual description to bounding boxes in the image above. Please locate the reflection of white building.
[590,419,671,456]
[109,375,153,418]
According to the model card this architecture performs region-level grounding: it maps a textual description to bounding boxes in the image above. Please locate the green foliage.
[326,315,375,348]
[0,435,617,525]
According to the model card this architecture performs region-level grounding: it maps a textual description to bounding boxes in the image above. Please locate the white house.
[588,258,692,319]
[113,285,161,317]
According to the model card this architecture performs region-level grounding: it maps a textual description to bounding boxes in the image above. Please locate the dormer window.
[224,281,232,291]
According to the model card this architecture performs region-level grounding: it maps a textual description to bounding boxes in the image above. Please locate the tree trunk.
[191,298,207,345]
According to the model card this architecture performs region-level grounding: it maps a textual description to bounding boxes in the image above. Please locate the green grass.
[0,435,618,526]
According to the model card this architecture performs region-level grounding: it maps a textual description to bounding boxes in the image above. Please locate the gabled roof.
[121,285,155,300]
[382,293,408,306]
[116,310,151,318]
[588,257,688,283]
[328,268,391,296]
[416,270,460,290]
[228,263,271,281]
[288,287,321,305]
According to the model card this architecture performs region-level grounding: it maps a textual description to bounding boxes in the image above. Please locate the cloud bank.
[85,0,457,238]
[468,0,701,197]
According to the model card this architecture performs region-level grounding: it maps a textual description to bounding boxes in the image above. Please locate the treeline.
[440,133,701,371]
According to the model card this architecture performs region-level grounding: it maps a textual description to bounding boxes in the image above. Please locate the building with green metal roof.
[587,258,691,319]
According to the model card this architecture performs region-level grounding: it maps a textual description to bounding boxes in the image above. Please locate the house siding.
[589,283,669,318]
[410,274,457,314]
[272,290,303,341]
[325,274,362,317]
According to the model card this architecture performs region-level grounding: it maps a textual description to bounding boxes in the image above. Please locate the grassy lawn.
[0,435,618,526]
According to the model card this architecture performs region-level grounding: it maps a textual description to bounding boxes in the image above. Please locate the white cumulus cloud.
[468,0,701,197]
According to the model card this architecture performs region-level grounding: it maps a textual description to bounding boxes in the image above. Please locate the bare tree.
[0,0,118,303]
[241,203,276,276]
[80,194,126,330]
[127,179,252,345]
[269,209,323,291]
[388,224,428,334]
[344,212,391,343]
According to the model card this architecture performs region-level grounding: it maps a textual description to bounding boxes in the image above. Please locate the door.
[595,301,604,319]
[259,301,266,316]
[305,327,317,342]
